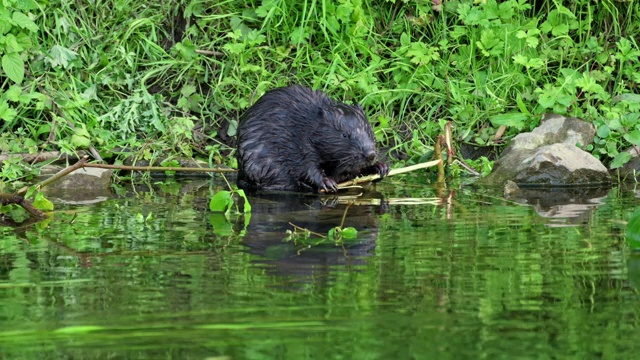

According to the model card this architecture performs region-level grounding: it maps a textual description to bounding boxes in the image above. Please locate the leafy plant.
[1,0,640,184]
[285,204,359,247]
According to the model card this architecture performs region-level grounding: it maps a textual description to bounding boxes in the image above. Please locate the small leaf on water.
[327,227,338,240]
[210,191,232,212]
[341,227,358,239]
[33,192,54,211]
[626,207,640,250]
[236,189,252,213]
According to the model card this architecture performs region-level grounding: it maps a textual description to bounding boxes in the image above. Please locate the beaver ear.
[319,106,336,120]
[353,103,366,117]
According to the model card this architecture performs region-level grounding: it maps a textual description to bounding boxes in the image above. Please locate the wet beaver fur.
[236,85,389,192]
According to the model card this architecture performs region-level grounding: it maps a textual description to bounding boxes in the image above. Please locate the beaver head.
[313,102,378,180]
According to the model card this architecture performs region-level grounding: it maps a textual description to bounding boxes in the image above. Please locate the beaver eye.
[342,132,349,138]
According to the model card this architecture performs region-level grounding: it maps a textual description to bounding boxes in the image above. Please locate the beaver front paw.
[374,162,390,178]
[318,177,338,193]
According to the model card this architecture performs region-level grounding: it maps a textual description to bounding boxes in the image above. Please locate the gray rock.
[481,114,610,186]
[513,143,609,185]
[41,166,113,204]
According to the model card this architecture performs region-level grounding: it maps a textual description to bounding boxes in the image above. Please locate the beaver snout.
[365,151,376,163]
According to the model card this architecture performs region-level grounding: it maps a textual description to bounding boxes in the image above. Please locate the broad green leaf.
[596,125,610,138]
[489,113,527,129]
[13,0,39,11]
[46,45,78,69]
[551,23,569,36]
[610,152,631,169]
[181,84,196,97]
[512,54,527,66]
[2,52,25,84]
[74,125,91,138]
[527,58,544,68]
[255,0,277,18]
[613,94,640,103]
[536,88,556,109]
[290,27,309,45]
[71,134,90,148]
[209,191,232,212]
[236,189,251,213]
[4,85,22,101]
[400,32,410,47]
[0,7,12,33]
[0,100,17,122]
[12,11,38,32]
[3,33,23,52]
[624,130,640,146]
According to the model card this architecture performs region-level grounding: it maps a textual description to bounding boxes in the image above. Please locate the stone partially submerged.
[480,114,610,187]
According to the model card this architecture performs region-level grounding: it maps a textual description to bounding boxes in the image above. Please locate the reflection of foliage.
[285,204,360,248]
[0,183,635,358]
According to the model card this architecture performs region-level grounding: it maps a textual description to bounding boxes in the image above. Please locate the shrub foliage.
[1,0,639,183]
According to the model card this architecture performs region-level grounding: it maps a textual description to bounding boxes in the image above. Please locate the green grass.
[1,0,639,186]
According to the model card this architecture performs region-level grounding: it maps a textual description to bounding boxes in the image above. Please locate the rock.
[40,166,113,204]
[480,114,610,186]
[513,143,610,185]
[503,180,520,197]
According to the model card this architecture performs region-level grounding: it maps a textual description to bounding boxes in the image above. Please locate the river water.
[0,177,638,359]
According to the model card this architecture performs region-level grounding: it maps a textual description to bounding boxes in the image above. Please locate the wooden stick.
[17,156,90,196]
[82,163,237,173]
[331,159,442,189]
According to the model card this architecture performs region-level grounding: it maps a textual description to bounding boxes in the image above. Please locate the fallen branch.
[0,193,48,219]
[17,156,90,197]
[82,163,237,173]
[0,151,90,165]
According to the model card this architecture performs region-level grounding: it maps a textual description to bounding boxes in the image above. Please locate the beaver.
[236,85,389,192]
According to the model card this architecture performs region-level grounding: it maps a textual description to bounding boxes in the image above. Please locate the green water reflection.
[0,179,638,359]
